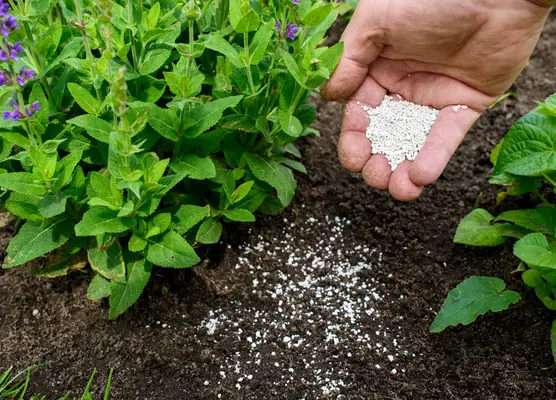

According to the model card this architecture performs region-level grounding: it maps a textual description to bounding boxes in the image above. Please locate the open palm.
[322,0,552,200]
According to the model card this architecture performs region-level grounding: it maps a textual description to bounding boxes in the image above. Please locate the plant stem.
[542,172,556,187]
[186,19,194,76]
[288,86,306,114]
[74,0,102,101]
[128,0,138,70]
[534,190,552,207]
[244,33,256,95]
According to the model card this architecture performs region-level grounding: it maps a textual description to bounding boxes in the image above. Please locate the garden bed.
[1,15,556,400]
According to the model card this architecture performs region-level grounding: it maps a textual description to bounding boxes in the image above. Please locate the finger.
[409,107,481,186]
[389,161,424,201]
[321,3,386,101]
[338,77,388,173]
[362,155,391,190]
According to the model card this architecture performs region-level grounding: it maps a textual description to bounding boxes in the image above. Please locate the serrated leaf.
[496,208,556,237]
[170,155,216,180]
[39,193,68,219]
[232,181,254,203]
[109,253,152,319]
[88,240,125,280]
[0,131,30,148]
[4,220,74,268]
[454,209,517,247]
[34,249,87,278]
[430,276,521,333]
[245,153,296,207]
[250,19,275,64]
[88,172,123,208]
[67,115,112,143]
[196,217,222,244]
[173,205,209,234]
[129,233,148,252]
[146,230,200,268]
[29,84,49,124]
[514,233,556,269]
[302,3,333,26]
[183,96,243,138]
[278,110,303,137]
[39,37,83,78]
[302,10,337,48]
[205,35,241,66]
[29,0,50,16]
[147,105,178,141]
[139,48,171,75]
[5,192,42,221]
[88,274,112,301]
[147,2,161,29]
[276,157,307,174]
[223,208,255,222]
[68,83,100,115]
[319,42,344,74]
[280,50,307,89]
[0,172,46,195]
[75,208,133,236]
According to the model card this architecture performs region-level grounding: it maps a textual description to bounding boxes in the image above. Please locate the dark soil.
[2,13,556,400]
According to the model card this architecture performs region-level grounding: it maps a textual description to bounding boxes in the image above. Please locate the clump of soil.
[0,13,555,400]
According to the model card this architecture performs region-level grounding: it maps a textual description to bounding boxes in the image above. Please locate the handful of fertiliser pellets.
[360,95,443,171]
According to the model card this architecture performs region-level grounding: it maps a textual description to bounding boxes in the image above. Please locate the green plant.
[0,365,113,400]
[0,0,342,318]
[431,94,556,364]
[337,0,358,18]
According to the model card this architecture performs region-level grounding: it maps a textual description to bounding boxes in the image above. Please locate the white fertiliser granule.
[361,96,440,171]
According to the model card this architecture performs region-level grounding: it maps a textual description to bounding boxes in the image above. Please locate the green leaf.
[514,233,556,269]
[146,230,200,268]
[170,155,216,180]
[223,209,255,222]
[39,193,68,219]
[68,83,100,115]
[229,0,260,32]
[245,153,296,207]
[147,105,178,141]
[276,157,307,174]
[302,10,338,48]
[128,234,147,252]
[0,131,30,148]
[39,37,83,78]
[280,50,307,88]
[232,181,254,203]
[319,42,344,74]
[75,208,133,236]
[152,213,171,233]
[430,276,521,333]
[196,217,222,244]
[249,19,275,64]
[183,96,243,138]
[87,274,112,301]
[67,115,112,143]
[496,208,556,237]
[205,35,241,66]
[494,94,556,177]
[0,172,46,195]
[109,253,152,319]
[522,269,543,288]
[173,205,209,234]
[29,0,50,16]
[454,209,516,247]
[4,220,74,268]
[147,2,161,29]
[302,3,333,26]
[5,192,42,221]
[278,110,303,137]
[88,240,125,280]
[88,172,123,209]
[139,48,172,75]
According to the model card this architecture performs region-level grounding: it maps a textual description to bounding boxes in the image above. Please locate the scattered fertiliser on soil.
[361,96,440,171]
[196,213,412,398]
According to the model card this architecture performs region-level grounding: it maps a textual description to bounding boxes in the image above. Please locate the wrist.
[528,0,555,7]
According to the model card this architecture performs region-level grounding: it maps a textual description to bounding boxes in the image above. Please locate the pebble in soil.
[190,212,414,398]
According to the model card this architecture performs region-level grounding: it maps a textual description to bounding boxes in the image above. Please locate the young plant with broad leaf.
[431,94,556,364]
[0,0,343,318]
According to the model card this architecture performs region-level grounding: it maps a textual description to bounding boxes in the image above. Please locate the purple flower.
[8,42,23,60]
[0,70,8,85]
[1,16,19,37]
[0,2,9,19]
[3,109,21,121]
[291,0,299,3]
[275,20,281,36]
[26,101,40,117]
[16,66,34,86]
[285,23,298,41]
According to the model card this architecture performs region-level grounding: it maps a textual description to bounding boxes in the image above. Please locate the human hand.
[322,0,552,201]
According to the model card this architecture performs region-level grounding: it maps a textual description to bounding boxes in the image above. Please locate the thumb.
[321,2,386,101]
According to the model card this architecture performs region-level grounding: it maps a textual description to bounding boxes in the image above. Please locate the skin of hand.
[321,0,552,201]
